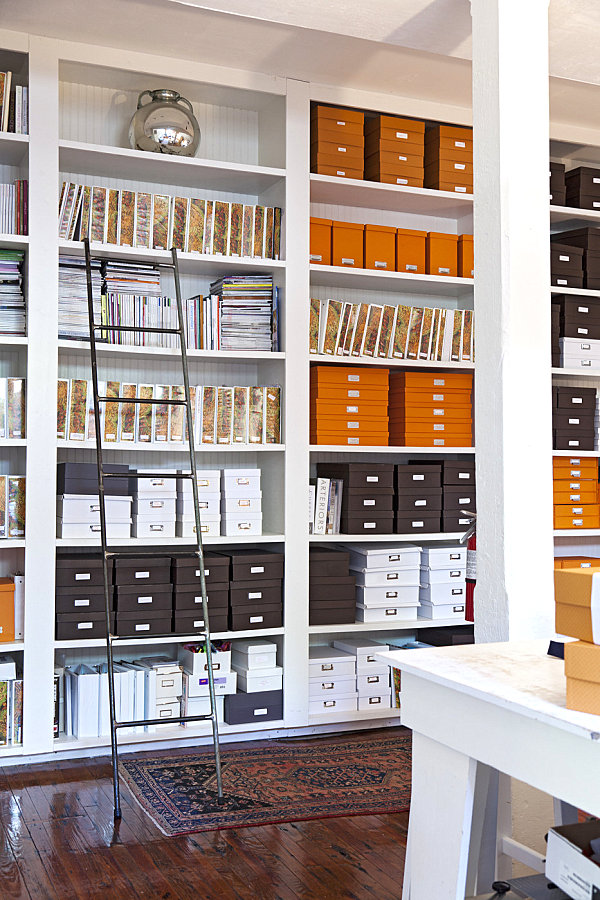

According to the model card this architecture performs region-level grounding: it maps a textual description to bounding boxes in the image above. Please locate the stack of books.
[0,181,27,235]
[0,250,26,335]
[197,275,277,351]
[101,260,171,347]
[0,73,28,133]
[58,256,102,340]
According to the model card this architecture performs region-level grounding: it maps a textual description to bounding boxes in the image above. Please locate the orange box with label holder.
[314,399,389,418]
[313,125,365,148]
[311,385,388,404]
[390,433,472,448]
[369,174,424,187]
[435,181,473,195]
[554,486,599,504]
[364,223,396,271]
[425,165,473,191]
[0,579,14,643]
[458,234,474,278]
[313,163,364,180]
[425,124,473,144]
[365,115,425,144]
[433,135,474,154]
[554,556,600,569]
[311,432,389,447]
[391,371,473,391]
[394,389,472,407]
[426,157,474,177]
[425,144,473,165]
[331,221,365,269]
[553,457,598,478]
[312,365,389,387]
[426,232,459,277]
[365,161,424,183]
[396,420,473,437]
[554,507,600,529]
[309,217,332,266]
[396,228,427,275]
[311,144,365,170]
[399,404,473,421]
[367,149,423,169]
[312,105,364,127]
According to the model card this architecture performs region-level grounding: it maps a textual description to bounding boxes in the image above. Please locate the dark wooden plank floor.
[0,729,409,899]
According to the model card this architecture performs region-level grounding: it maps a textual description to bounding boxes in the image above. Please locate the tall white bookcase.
[0,30,480,762]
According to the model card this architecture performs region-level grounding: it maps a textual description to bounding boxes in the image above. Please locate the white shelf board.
[55,534,285,548]
[550,204,600,230]
[310,533,464,543]
[310,173,473,217]
[0,132,28,166]
[310,354,473,370]
[0,744,23,757]
[53,718,286,752]
[0,336,27,347]
[551,286,600,298]
[57,340,284,363]
[309,617,469,634]
[0,641,24,652]
[310,264,473,296]
[552,450,600,457]
[0,234,28,250]
[0,439,26,448]
[59,240,285,277]
[59,140,285,194]
[0,540,25,549]
[552,367,600,378]
[308,707,401,725]
[54,627,285,650]
[57,440,284,453]
[554,529,600,537]
[310,445,475,454]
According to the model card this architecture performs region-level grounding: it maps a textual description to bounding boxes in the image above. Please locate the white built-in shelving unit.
[0,29,479,763]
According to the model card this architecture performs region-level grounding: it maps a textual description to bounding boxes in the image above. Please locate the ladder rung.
[97,396,187,406]
[92,324,181,335]
[102,472,193,479]
[114,712,214,729]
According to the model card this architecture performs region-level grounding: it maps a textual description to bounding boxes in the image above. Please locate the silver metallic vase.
[128,89,200,156]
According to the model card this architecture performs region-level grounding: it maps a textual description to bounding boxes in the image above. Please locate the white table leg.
[404,731,478,900]
[466,764,499,895]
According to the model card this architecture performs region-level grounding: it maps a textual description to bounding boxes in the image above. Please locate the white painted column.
[471,0,554,642]
[23,37,59,753]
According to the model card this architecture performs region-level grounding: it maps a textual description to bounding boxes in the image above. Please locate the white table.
[377,640,600,900]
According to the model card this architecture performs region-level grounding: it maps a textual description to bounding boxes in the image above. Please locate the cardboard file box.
[340,515,393,534]
[309,217,332,265]
[553,273,584,289]
[553,411,595,430]
[395,490,442,512]
[396,464,442,489]
[222,469,261,496]
[342,492,394,513]
[312,118,364,147]
[426,232,458,277]
[312,364,390,388]
[358,692,391,711]
[331,221,365,268]
[356,604,418,623]
[230,605,283,631]
[177,495,220,517]
[58,495,132,523]
[56,554,105,588]
[178,470,221,494]
[184,671,237,698]
[420,565,466,585]
[316,462,393,491]
[232,639,278,670]
[364,223,396,270]
[310,142,364,171]
[365,171,423,187]
[552,457,597,477]
[394,514,441,534]
[309,695,358,715]
[57,520,132,540]
[546,819,600,896]
[418,600,466,619]
[425,123,473,149]
[309,600,355,626]
[130,472,177,496]
[309,548,351,578]
[132,497,176,518]
[443,486,476,512]
[365,114,425,143]
[309,646,356,679]
[57,462,129,496]
[552,243,584,273]
[564,640,600,714]
[311,431,388,447]
[55,585,105,615]
[553,433,595,451]
[555,567,600,642]
[153,700,180,727]
[554,386,597,409]
[396,228,427,274]
[230,580,282,607]
[458,234,474,278]
[313,163,363,180]
[312,105,364,139]
[173,611,228,634]
[227,549,284,582]
[178,644,231,676]
[172,586,230,612]
[224,688,283,725]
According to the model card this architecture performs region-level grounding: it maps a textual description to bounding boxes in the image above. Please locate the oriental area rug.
[120,730,412,835]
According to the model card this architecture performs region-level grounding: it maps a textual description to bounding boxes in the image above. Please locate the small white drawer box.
[132,519,176,539]
[132,470,177,496]
[420,566,466,585]
[57,519,131,540]
[154,699,181,727]
[357,672,390,695]
[356,584,420,607]
[308,646,356,679]
[332,638,390,674]
[344,543,422,571]
[180,694,224,725]
[176,516,221,538]
[309,675,357,699]
[221,495,262,514]
[237,667,283,693]
[178,494,221,517]
[309,695,358,716]
[232,640,277,670]
[221,514,263,537]
[155,668,183,699]
[133,497,176,518]
[184,670,238,697]
[178,470,221,493]
[58,495,132,523]
[178,645,231,676]
[222,469,261,497]
[352,567,420,588]
[419,581,466,605]
[358,692,392,711]
[355,603,419,623]
[420,546,467,569]
[418,599,466,620]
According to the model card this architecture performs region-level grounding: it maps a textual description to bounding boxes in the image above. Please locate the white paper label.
[193,621,203,628]
[137,597,152,604]
[363,499,375,506]
[236,477,250,485]
[388,554,401,562]
[433,409,444,415]
[248,592,262,600]
[324,700,336,708]
[573,519,584,526]
[90,505,100,512]
[560,255,570,261]
[369,696,382,703]
[341,257,355,266]
[374,260,387,268]
[135,571,150,579]
[75,573,91,581]
[578,306,589,313]
[336,120,345,126]
[412,521,424,528]
[249,615,264,623]
[366,476,379,482]
[77,622,93,630]
[364,522,376,529]
[150,479,165,487]
[455,186,467,192]
[458,473,470,479]
[455,140,466,148]
[337,146,346,152]
[459,497,471,504]
[397,178,408,184]
[254,708,268,715]
[367,675,380,684]
[578,328,589,334]
[74,599,90,607]
[348,375,360,382]
[198,479,209,486]
[348,438,359,444]
[366,655,376,663]
[250,566,265,574]
[572,508,584,514]
[346,406,358,413]
[433,424,445,430]
[396,131,408,139]
[433,439,445,445]
[569,418,581,424]
[455,163,466,170]
[557,279,568,285]
[150,524,164,531]
[570,494,582,501]
[348,390,360,397]
[406,264,418,271]
[136,624,151,631]
[348,422,359,428]
[336,170,346,176]
[438,267,451,274]
[434,379,445,386]
[398,155,407,161]
[415,499,427,507]
[595,179,600,184]
[450,571,462,578]
[196,569,202,577]
[412,474,425,481]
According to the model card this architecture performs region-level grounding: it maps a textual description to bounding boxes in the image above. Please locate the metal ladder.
[83,238,224,819]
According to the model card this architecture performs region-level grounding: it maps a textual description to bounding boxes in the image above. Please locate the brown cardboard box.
[366,149,423,168]
[434,181,473,195]
[312,105,364,130]
[392,371,473,391]
[424,145,473,166]
[311,144,364,170]
[565,640,600,714]
[458,234,474,278]
[555,568,600,644]
[310,431,389,447]
[311,364,389,388]
[332,221,365,268]
[425,157,473,177]
[310,217,332,265]
[313,123,364,148]
[364,223,396,271]
[425,163,473,189]
[368,173,424,187]
[426,232,459,277]
[396,228,427,274]
[425,124,473,146]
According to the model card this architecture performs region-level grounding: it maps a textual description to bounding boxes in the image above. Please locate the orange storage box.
[332,221,365,268]
[425,145,473,165]
[391,370,473,392]
[313,163,364,180]
[0,579,14,643]
[312,105,364,131]
[311,365,389,388]
[401,404,472,421]
[565,641,600,715]
[396,229,427,275]
[367,150,423,169]
[555,556,600,569]
[425,124,473,146]
[310,217,332,266]
[365,115,425,143]
[555,568,600,643]
[368,173,424,187]
[435,181,473,195]
[364,224,396,271]
[553,457,598,478]
[458,234,474,278]
[554,507,600,529]
[311,431,389,447]
[426,232,459,277]
[311,384,387,403]
[554,485,598,504]
[314,399,388,419]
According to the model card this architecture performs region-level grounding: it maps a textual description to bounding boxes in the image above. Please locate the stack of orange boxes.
[424,124,473,194]
[311,106,365,180]
[310,366,389,446]
[388,372,473,447]
[553,456,600,529]
[554,567,600,714]
[364,115,425,187]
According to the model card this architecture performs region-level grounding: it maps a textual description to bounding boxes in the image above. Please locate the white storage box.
[418,599,466,619]
[180,694,224,725]
[332,638,390,674]
[309,675,357,699]
[178,645,231,676]
[57,519,131,540]
[343,543,422,571]
[176,516,221,538]
[355,603,419,623]
[132,519,176,539]
[133,497,176,518]
[154,699,181,727]
[154,667,183,699]
[309,695,358,716]
[356,584,420,607]
[358,691,392,711]
[178,494,221,517]
[546,822,600,898]
[308,646,356,679]
[222,469,261,497]
[560,337,600,360]
[132,470,177,496]
[352,567,420,588]
[231,639,278,669]
[178,470,221,494]
[420,566,466,585]
[184,670,237,697]
[57,495,132,523]
[237,666,283,693]
[419,581,466,605]
[221,514,263,537]
[221,496,262,514]
[357,672,390,694]
[420,546,467,568]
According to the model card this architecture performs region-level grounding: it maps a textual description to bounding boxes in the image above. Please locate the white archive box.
[358,692,392,711]
[57,520,131,539]
[420,546,467,568]
[231,639,278,670]
[420,566,466,585]
[237,667,283,693]
[132,519,176,539]
[343,543,422,571]
[178,645,231,676]
[154,699,181,727]
[545,822,600,898]
[178,470,221,493]
[222,468,261,497]
[352,568,420,588]
[57,495,132,523]
[133,497,176,518]
[418,599,466,619]
[355,603,419,623]
[356,584,420,607]
[357,671,390,694]
[332,638,390,674]
[221,496,262,514]
[134,659,183,699]
[176,517,221,538]
[420,581,466,605]
[221,514,263,537]
[309,675,357,699]
[562,356,600,370]
[184,671,237,697]
[308,646,356,679]
[180,694,224,725]
[309,695,358,716]
[178,495,220,517]
[133,470,177,496]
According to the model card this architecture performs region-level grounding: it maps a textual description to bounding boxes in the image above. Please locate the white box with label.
[133,497,176,518]
[355,603,419,623]
[357,671,390,695]
[236,667,283,693]
[309,646,356,679]
[356,584,420,607]
[231,639,277,670]
[57,519,131,540]
[420,546,467,569]
[221,495,262,514]
[221,514,263,537]
[308,675,357,699]
[176,516,221,538]
[57,495,132,523]
[222,469,261,497]
[154,667,183,699]
[184,671,237,698]
[309,695,358,716]
[352,567,420,588]
[178,646,231,676]
[420,566,466,585]
[419,581,466,605]
[332,638,390,674]
[178,470,221,494]
[132,518,176,539]
[132,470,177,496]
[154,699,181,727]
[418,599,466,619]
[358,691,392,711]
[545,822,600,898]
[180,694,224,725]
[178,493,221,517]
[342,544,422,571]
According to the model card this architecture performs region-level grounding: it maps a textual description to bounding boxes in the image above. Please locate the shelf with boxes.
[308,617,469,634]
[310,173,473,216]
[54,628,285,650]
[309,264,472,296]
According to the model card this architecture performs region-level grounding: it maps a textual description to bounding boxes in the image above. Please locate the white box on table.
[308,646,356,679]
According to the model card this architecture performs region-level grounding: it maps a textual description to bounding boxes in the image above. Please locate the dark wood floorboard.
[0,728,409,899]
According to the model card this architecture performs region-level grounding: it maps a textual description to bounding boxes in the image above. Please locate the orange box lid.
[367,115,425,134]
[332,220,365,231]
[459,234,474,243]
[565,640,600,681]
[312,105,365,125]
[310,217,333,227]
[0,578,14,593]
[364,223,397,235]
[428,232,459,242]
[396,228,428,238]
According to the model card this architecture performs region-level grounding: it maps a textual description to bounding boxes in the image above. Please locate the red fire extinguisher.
[462,511,476,623]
